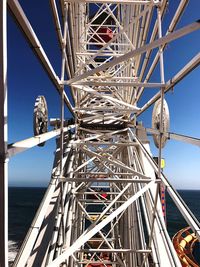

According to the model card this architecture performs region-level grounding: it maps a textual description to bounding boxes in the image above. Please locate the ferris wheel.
[1,0,200,267]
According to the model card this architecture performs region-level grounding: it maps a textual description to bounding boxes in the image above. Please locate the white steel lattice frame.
[0,0,200,267]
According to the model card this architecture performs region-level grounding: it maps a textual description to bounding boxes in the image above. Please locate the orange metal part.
[173,227,199,266]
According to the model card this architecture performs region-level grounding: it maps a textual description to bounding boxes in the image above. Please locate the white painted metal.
[7,0,74,114]
[47,181,156,267]
[2,1,200,267]
[131,131,200,240]
[136,0,188,103]
[152,99,170,148]
[8,125,75,157]
[138,52,200,116]
[70,81,164,87]
[145,127,200,147]
[67,21,200,84]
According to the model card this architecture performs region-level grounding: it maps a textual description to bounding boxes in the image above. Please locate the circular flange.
[33,96,48,146]
[152,99,170,148]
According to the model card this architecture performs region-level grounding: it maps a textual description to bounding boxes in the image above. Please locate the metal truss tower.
[1,0,200,266]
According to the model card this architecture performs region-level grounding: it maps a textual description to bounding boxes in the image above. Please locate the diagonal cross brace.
[47,180,155,267]
[67,21,200,84]
[81,146,151,180]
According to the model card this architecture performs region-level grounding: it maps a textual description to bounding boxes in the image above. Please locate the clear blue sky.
[8,1,200,188]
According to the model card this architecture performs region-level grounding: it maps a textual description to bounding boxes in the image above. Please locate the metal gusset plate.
[33,96,48,146]
[152,99,170,148]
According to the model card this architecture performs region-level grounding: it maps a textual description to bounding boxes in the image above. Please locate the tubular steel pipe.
[7,0,74,115]
[136,0,189,102]
[137,52,200,116]
[67,21,200,84]
[131,130,200,241]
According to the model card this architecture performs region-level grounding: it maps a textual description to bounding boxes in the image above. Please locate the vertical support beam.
[149,4,166,243]
[141,7,166,267]
[0,1,8,267]
[59,1,68,248]
[157,7,165,179]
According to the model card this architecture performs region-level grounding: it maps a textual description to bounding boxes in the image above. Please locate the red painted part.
[97,27,113,43]
[101,193,108,199]
[160,184,166,223]
[86,253,111,266]
[87,192,108,200]
[91,27,113,46]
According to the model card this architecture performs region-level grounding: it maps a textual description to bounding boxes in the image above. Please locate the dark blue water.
[8,187,46,247]
[166,190,200,237]
[8,188,200,261]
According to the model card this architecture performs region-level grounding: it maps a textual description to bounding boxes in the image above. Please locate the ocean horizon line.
[8,185,200,191]
[8,185,46,189]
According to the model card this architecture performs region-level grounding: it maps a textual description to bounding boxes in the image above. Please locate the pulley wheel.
[33,96,48,146]
[152,99,170,148]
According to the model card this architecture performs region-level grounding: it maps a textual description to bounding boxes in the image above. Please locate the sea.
[8,187,200,264]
